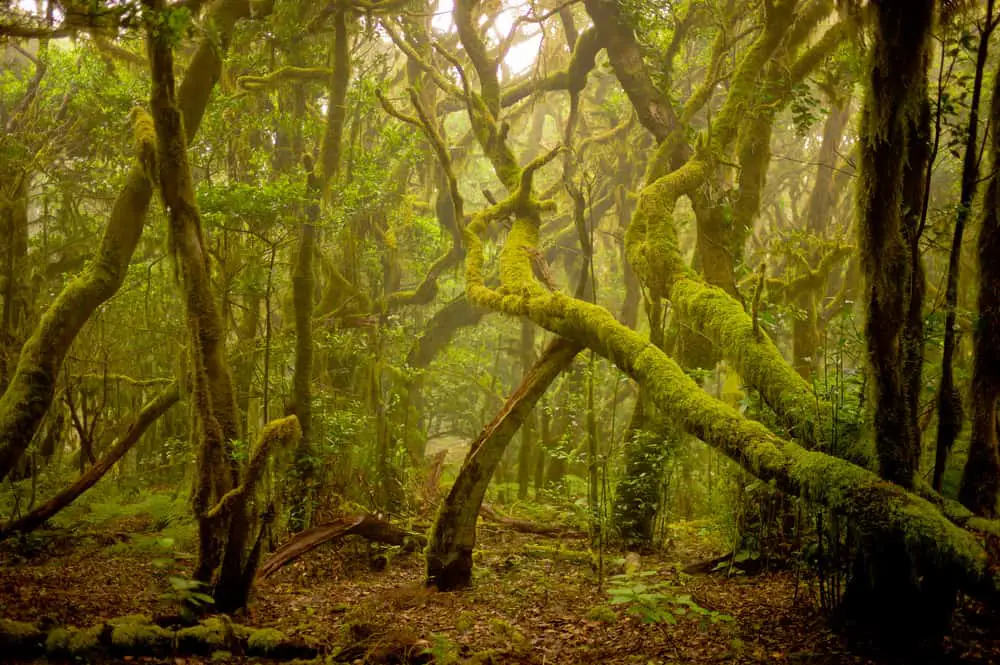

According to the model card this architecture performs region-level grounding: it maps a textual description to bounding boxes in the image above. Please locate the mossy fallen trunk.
[0,615,315,660]
[426,338,581,590]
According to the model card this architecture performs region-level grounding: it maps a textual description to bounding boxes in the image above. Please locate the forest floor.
[1,497,999,665]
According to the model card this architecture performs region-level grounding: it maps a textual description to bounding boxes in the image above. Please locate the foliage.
[606,570,733,625]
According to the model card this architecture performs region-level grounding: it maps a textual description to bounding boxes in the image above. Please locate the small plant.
[606,571,733,625]
[160,575,215,619]
[422,633,459,664]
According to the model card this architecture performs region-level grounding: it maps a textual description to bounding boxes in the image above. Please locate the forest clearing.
[4,0,1000,662]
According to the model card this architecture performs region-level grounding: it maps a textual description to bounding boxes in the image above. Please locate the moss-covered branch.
[0,382,180,539]
[236,66,332,92]
[205,416,301,521]
[0,0,252,483]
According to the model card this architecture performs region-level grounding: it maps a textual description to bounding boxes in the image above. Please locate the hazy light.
[432,0,541,79]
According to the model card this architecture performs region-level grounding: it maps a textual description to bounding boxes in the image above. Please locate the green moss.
[247,628,287,655]
[586,605,618,623]
[45,624,103,656]
[176,618,228,652]
[0,618,43,648]
[110,621,174,652]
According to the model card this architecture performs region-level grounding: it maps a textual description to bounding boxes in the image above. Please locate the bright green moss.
[110,620,173,652]
[45,624,103,656]
[247,628,287,655]
[0,618,42,648]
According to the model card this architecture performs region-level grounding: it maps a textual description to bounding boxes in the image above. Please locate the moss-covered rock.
[45,623,104,657]
[108,615,174,654]
[247,627,286,655]
[0,618,44,652]
[176,617,229,654]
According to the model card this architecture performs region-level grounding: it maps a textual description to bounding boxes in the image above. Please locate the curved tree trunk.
[426,338,581,590]
[0,0,252,483]
[428,0,1000,625]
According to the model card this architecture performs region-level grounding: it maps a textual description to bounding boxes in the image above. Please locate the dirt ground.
[1,510,998,664]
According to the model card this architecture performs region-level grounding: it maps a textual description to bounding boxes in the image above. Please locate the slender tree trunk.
[959,58,1000,517]
[146,2,264,613]
[426,338,581,590]
[516,320,536,499]
[935,0,994,492]
[858,0,933,490]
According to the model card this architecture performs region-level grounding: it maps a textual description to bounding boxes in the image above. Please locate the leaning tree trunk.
[0,382,179,539]
[426,338,581,590]
[959,57,1000,518]
[0,0,252,483]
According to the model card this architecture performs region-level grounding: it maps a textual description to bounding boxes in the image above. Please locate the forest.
[2,0,1000,662]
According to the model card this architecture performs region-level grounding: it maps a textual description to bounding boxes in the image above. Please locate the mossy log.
[479,503,587,538]
[0,615,315,660]
[426,338,582,591]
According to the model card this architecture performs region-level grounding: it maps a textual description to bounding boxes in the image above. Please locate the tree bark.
[857,0,934,489]
[936,0,994,492]
[426,338,581,590]
[0,0,252,483]
[959,58,1000,517]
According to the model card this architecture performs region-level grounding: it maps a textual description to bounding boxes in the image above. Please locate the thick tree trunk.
[0,0,252,483]
[426,338,581,590]
[0,382,179,539]
[857,0,933,490]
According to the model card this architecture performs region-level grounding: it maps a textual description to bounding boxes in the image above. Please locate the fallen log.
[479,503,587,538]
[0,615,315,660]
[256,515,427,581]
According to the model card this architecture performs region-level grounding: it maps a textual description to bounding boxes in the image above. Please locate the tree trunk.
[145,2,297,613]
[936,0,994,492]
[857,0,933,489]
[959,57,1000,517]
[426,338,581,590]
[517,319,536,499]
[0,0,252,483]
